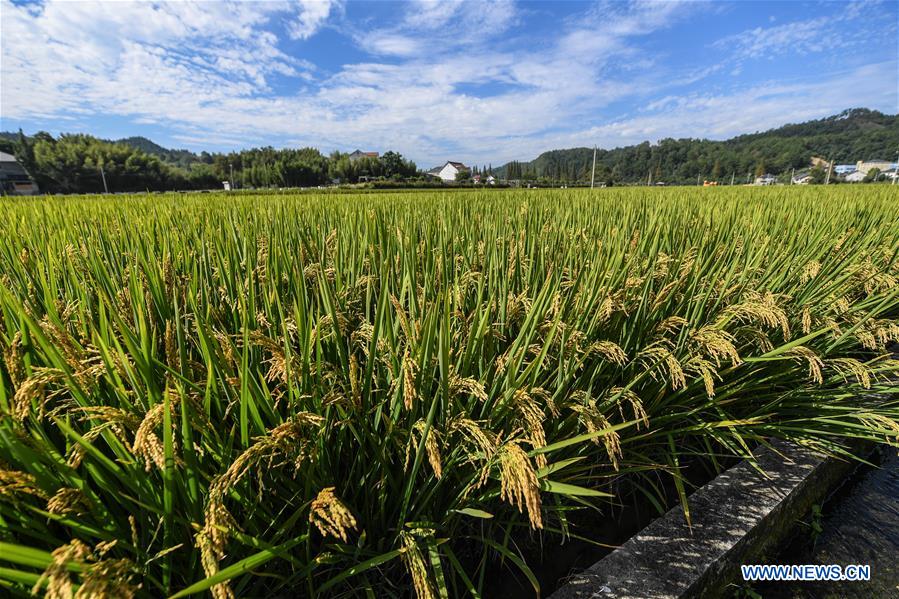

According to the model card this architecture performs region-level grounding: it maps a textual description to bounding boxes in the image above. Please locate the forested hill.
[2,108,896,191]
[116,136,199,169]
[0,131,417,194]
[0,132,200,169]
[498,109,899,184]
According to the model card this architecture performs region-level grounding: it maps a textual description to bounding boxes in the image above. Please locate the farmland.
[1,186,898,598]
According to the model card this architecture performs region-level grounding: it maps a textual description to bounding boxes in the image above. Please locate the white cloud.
[715,0,889,61]
[562,62,898,149]
[289,0,341,39]
[1,0,895,167]
[353,0,517,57]
[718,17,837,59]
[1,0,331,121]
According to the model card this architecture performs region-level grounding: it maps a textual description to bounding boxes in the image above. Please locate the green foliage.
[810,165,827,184]
[2,132,419,193]
[496,108,899,184]
[0,187,898,598]
[117,136,199,169]
[26,134,181,193]
[864,168,882,183]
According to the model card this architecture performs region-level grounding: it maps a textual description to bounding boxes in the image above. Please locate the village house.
[791,170,813,184]
[427,161,469,182]
[348,150,379,162]
[0,151,39,195]
[855,159,896,174]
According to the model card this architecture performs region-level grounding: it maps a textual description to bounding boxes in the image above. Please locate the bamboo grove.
[1,187,898,598]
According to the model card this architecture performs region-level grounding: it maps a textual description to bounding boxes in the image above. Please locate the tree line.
[3,107,895,193]
[496,108,899,185]
[1,132,418,194]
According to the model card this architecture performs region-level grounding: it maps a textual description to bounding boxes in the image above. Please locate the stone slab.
[549,440,860,599]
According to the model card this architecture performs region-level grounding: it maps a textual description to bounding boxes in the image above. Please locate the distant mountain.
[115,136,199,169]
[0,131,200,169]
[4,108,896,186]
[498,108,899,184]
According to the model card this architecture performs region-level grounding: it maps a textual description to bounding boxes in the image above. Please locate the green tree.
[863,168,881,183]
[809,166,826,184]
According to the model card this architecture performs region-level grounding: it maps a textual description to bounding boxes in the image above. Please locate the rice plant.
[0,186,897,598]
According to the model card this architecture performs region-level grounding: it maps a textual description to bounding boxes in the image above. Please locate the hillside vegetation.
[0,132,416,194]
[2,108,896,193]
[499,109,899,184]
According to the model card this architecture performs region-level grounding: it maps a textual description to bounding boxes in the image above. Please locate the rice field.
[1,186,898,598]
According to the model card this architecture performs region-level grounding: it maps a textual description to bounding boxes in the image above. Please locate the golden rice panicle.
[12,368,64,422]
[655,316,688,336]
[250,330,293,384]
[590,340,628,366]
[801,260,821,283]
[569,402,623,469]
[498,441,542,529]
[402,348,418,409]
[47,487,89,516]
[855,412,899,444]
[608,386,649,429]
[787,346,824,385]
[198,476,242,599]
[197,525,236,599]
[686,356,719,397]
[801,305,812,334]
[197,412,325,598]
[213,411,324,496]
[511,389,548,467]
[2,330,24,388]
[448,370,489,401]
[447,416,499,490]
[721,292,791,339]
[400,530,436,599]
[690,326,741,367]
[309,486,358,543]
[164,319,179,372]
[34,539,91,599]
[34,539,138,599]
[638,343,687,391]
[408,420,443,479]
[447,416,499,459]
[0,467,48,500]
[828,357,872,389]
[76,557,137,599]
[132,401,170,472]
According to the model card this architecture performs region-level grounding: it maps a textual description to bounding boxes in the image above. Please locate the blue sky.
[1,0,896,167]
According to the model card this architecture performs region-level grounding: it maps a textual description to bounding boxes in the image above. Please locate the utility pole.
[824,158,833,185]
[99,162,109,194]
[790,168,794,185]
[894,150,898,185]
[730,172,735,186]
[590,147,596,189]
[647,168,652,186]
[229,163,234,190]
[697,173,701,186]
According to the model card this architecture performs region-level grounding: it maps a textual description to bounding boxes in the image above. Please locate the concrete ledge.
[550,440,861,599]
